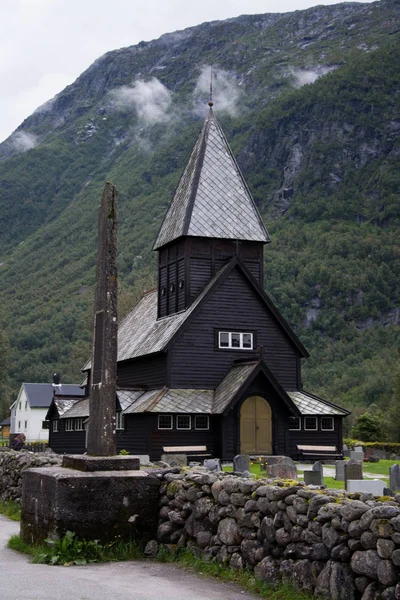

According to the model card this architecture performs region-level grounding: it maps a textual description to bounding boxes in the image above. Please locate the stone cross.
[87,182,118,456]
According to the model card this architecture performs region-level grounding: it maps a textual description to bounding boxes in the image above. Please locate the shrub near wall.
[155,469,400,600]
[0,450,61,503]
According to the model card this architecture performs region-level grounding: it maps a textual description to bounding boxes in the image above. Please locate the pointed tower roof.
[153,108,270,250]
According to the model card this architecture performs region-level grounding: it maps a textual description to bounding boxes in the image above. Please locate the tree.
[350,409,388,442]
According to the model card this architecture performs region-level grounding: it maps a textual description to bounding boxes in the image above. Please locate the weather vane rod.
[209,68,213,107]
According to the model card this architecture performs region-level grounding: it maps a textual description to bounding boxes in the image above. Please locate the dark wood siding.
[117,354,167,389]
[117,414,150,455]
[147,413,218,461]
[287,416,343,458]
[49,420,86,454]
[169,266,299,389]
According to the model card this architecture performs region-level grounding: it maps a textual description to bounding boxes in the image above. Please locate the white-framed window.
[25,401,28,410]
[18,420,21,429]
[158,415,173,430]
[218,331,253,350]
[177,415,191,430]
[65,419,74,432]
[53,420,59,433]
[42,421,49,430]
[19,402,21,410]
[288,416,301,431]
[24,420,28,429]
[321,417,334,431]
[304,416,318,431]
[75,418,84,431]
[195,415,209,430]
[116,412,124,430]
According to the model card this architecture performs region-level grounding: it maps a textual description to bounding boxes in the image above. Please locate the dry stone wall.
[155,468,400,600]
[0,450,61,502]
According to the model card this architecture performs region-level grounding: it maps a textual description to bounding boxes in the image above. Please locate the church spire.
[153,106,270,250]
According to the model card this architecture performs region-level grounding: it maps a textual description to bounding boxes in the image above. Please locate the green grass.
[0,501,21,521]
[157,547,312,600]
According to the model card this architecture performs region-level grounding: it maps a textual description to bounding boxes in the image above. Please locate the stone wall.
[155,469,400,600]
[0,450,61,502]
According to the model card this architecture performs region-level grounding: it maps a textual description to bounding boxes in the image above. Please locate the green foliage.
[119,449,129,455]
[351,410,388,442]
[0,501,21,521]
[8,531,142,566]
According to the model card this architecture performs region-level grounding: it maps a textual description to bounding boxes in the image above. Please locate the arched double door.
[240,396,272,454]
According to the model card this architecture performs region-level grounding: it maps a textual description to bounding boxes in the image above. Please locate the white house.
[10,383,84,442]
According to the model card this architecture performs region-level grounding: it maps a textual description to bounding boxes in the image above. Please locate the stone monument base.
[21,459,160,545]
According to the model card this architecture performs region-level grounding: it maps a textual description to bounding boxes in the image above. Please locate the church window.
[53,420,59,433]
[116,412,124,430]
[321,417,334,431]
[288,417,301,430]
[65,419,74,431]
[177,415,191,430]
[195,415,209,430]
[158,415,173,430]
[218,331,253,350]
[304,417,317,431]
[75,418,84,431]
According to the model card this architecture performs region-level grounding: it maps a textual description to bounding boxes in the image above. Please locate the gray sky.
[1,0,374,143]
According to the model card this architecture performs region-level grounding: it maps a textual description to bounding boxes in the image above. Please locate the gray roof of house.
[60,398,89,419]
[54,398,82,417]
[22,383,84,408]
[214,362,259,414]
[153,108,270,250]
[0,416,10,426]
[288,391,349,416]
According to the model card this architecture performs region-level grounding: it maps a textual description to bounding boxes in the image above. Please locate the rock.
[196,530,213,549]
[382,587,396,600]
[308,495,336,519]
[217,518,242,546]
[370,518,394,538]
[322,523,342,549]
[351,550,381,579]
[144,539,158,556]
[315,560,355,600]
[240,539,264,566]
[340,501,370,521]
[255,556,280,584]
[393,549,400,566]
[193,496,214,519]
[275,528,291,546]
[360,531,378,549]
[292,559,318,592]
[377,538,395,559]
[355,577,370,594]
[230,552,244,570]
[361,582,381,600]
[377,560,399,586]
[157,521,178,542]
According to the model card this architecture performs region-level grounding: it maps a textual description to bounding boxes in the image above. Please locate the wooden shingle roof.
[153,108,270,250]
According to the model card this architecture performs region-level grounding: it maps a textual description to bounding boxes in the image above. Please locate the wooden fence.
[0,441,48,453]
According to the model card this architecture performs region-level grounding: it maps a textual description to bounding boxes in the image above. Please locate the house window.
[177,415,191,430]
[195,415,209,430]
[116,412,124,430]
[19,402,21,410]
[25,401,28,410]
[24,421,27,429]
[289,416,301,431]
[18,420,21,430]
[158,415,173,430]
[42,421,49,430]
[53,420,59,433]
[65,419,74,431]
[304,417,318,431]
[218,332,253,350]
[75,418,84,431]
[321,417,334,431]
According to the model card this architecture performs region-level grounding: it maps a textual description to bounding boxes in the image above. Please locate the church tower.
[154,106,270,318]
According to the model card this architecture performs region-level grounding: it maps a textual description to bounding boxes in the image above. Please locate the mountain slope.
[0,0,399,428]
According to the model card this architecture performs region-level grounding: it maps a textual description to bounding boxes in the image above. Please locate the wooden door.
[240,396,272,454]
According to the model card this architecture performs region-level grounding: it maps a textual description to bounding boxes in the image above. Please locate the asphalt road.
[1,515,258,600]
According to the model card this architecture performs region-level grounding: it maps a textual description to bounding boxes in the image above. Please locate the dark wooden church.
[47,106,349,460]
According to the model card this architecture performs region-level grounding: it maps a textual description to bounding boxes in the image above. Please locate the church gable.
[168,263,301,390]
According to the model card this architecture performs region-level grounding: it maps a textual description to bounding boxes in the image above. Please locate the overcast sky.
[1,0,375,143]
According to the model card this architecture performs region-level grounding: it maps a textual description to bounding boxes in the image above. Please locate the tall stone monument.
[87,182,118,456]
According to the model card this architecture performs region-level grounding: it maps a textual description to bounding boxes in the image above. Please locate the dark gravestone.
[335,460,346,481]
[233,454,250,473]
[313,461,324,472]
[87,182,118,456]
[267,457,297,480]
[390,464,400,492]
[344,460,363,490]
[204,458,222,472]
[343,444,350,458]
[304,470,323,486]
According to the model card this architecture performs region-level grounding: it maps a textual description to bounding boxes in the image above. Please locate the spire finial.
[208,68,213,107]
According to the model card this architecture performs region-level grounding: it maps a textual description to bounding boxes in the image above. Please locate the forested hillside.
[0,0,399,433]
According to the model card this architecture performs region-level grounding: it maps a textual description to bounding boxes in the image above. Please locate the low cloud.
[110,77,172,125]
[11,131,38,152]
[193,66,242,117]
[290,66,336,88]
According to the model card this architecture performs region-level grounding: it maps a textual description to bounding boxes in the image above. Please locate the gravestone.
[343,444,350,458]
[267,457,297,480]
[233,454,250,473]
[347,479,386,496]
[161,453,187,467]
[390,464,400,492]
[335,460,346,481]
[204,458,222,472]
[350,447,364,461]
[344,460,363,490]
[304,470,323,486]
[313,461,324,473]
